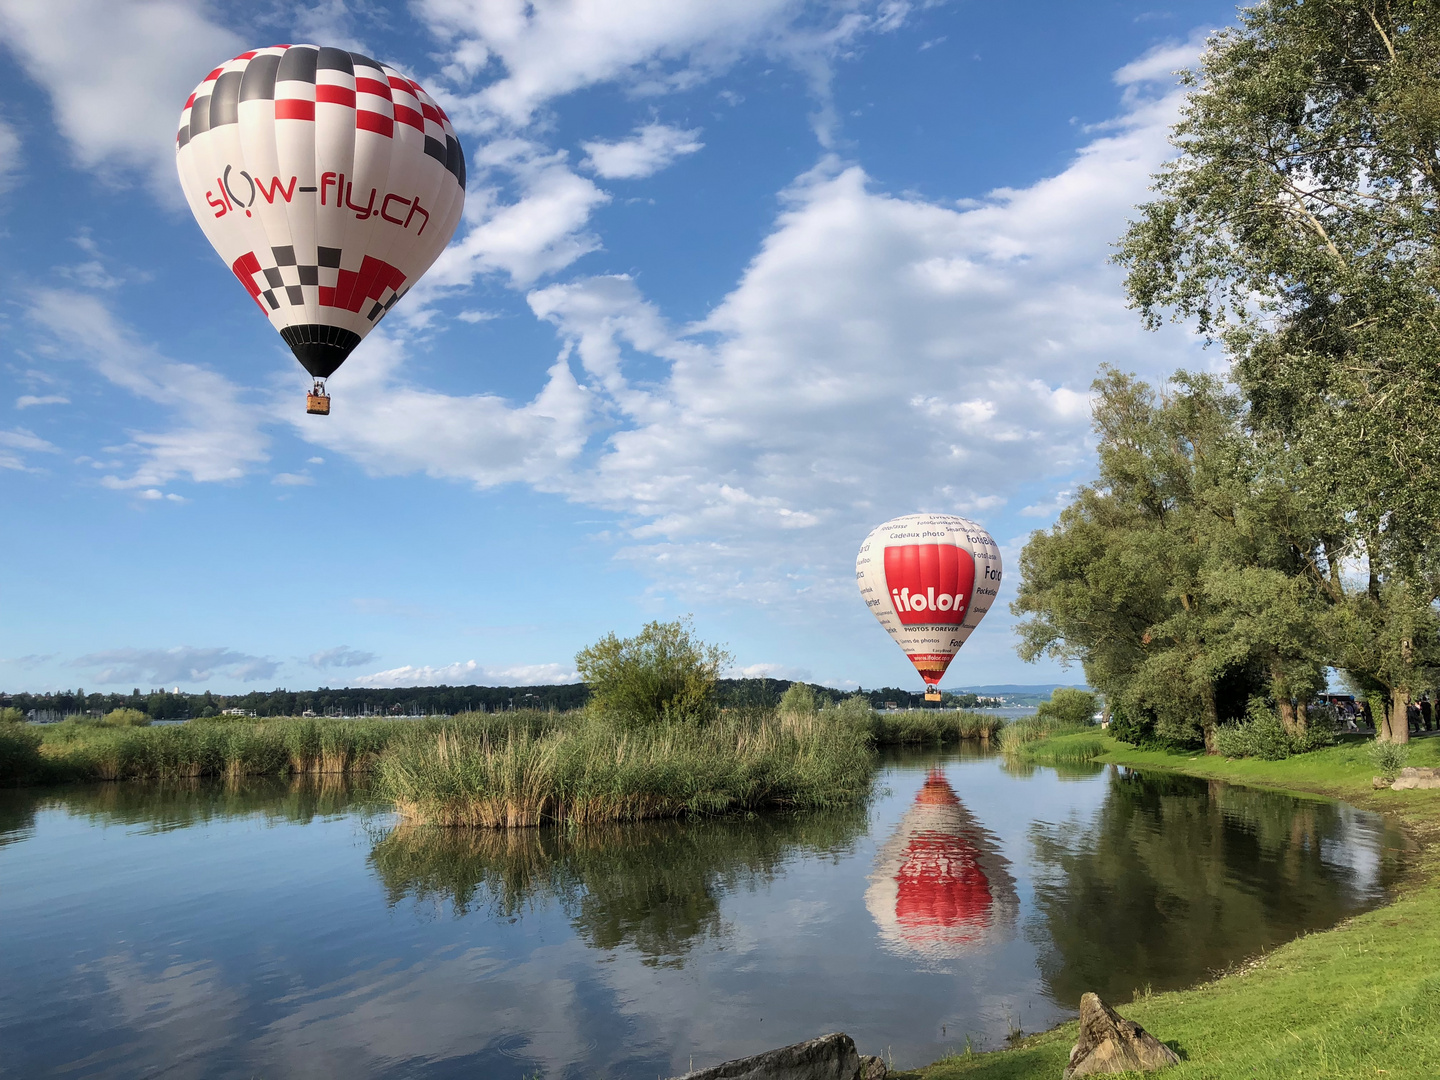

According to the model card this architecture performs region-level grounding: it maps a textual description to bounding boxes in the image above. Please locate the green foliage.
[575,618,733,729]
[1035,689,1098,728]
[0,707,25,724]
[0,723,45,784]
[1370,738,1410,782]
[1214,700,1293,760]
[100,708,151,727]
[777,682,816,716]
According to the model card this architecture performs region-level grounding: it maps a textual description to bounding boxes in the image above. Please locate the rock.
[1390,775,1440,789]
[1062,993,1179,1079]
[1374,776,1392,789]
[667,1032,862,1080]
[1400,767,1440,779]
[859,1055,887,1080]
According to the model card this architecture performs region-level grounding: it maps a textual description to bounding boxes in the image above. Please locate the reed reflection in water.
[369,806,870,967]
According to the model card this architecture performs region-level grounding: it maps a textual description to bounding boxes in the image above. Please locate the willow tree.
[1117,0,1440,740]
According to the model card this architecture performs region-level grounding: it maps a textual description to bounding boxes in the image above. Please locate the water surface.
[0,750,1407,1077]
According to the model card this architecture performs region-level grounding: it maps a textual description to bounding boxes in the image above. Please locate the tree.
[1014,370,1332,752]
[575,618,733,728]
[1116,0,1440,740]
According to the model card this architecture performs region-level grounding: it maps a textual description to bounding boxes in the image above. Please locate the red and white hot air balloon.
[856,513,1002,701]
[176,45,466,414]
[865,769,1017,962]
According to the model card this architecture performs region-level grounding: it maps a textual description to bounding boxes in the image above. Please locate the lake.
[0,747,1407,1078]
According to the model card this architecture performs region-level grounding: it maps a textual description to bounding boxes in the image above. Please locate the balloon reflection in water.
[866,769,1017,961]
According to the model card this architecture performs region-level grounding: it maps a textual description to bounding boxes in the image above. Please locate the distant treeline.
[2,679,998,720]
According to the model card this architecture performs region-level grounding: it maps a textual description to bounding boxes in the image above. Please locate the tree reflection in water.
[1027,767,1408,1004]
[368,807,869,967]
[866,768,1018,965]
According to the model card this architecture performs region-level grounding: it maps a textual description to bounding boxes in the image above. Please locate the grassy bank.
[376,709,875,827]
[897,733,1440,1079]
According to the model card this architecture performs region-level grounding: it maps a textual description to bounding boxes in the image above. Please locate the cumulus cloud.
[582,122,703,179]
[73,646,279,685]
[26,290,270,489]
[309,646,378,670]
[352,660,579,687]
[0,0,242,197]
[297,52,1202,613]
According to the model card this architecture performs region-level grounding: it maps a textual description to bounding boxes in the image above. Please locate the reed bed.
[866,709,1004,745]
[23,712,563,784]
[375,709,874,828]
[1002,720,1100,760]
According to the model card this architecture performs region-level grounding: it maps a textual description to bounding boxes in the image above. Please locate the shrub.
[0,723,45,784]
[1036,688,1098,728]
[100,708,151,727]
[778,683,817,717]
[0,707,25,724]
[1370,739,1409,781]
[1214,699,1340,760]
[575,618,733,728]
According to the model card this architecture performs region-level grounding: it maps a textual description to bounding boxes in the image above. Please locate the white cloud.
[309,646,378,670]
[288,330,591,488]
[16,395,69,409]
[72,646,279,684]
[352,660,579,687]
[0,426,59,470]
[272,472,315,486]
[27,290,270,489]
[305,52,1202,613]
[0,115,20,194]
[0,0,242,198]
[419,0,916,140]
[582,122,703,179]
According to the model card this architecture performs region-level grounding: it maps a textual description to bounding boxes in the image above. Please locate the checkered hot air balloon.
[855,514,1002,700]
[176,46,466,414]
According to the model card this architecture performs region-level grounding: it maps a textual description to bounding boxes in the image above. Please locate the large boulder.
[667,1032,862,1080]
[1063,993,1179,1079]
[1390,767,1440,790]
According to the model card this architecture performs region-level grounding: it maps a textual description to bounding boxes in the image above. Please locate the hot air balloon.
[855,513,1002,702]
[865,768,1017,962]
[176,46,466,414]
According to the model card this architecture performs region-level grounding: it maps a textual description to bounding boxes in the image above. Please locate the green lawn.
[897,734,1440,1080]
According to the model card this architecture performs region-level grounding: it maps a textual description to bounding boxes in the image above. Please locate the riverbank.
[897,733,1440,1079]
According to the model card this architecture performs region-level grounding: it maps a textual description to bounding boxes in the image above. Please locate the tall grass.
[866,709,1004,744]
[375,709,875,827]
[996,714,1095,756]
[24,712,564,784]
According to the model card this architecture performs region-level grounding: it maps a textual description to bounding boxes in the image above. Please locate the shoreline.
[895,733,1440,1078]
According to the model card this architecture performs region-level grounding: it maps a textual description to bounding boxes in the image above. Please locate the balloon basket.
[306,379,330,416]
[924,689,942,703]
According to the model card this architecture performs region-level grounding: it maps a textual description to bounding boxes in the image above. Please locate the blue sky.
[0,0,1233,694]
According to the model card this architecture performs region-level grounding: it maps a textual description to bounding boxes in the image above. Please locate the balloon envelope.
[855,513,1002,687]
[176,46,465,380]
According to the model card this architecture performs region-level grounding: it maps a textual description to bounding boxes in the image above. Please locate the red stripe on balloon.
[355,77,392,100]
[420,102,443,124]
[274,99,314,121]
[316,85,356,108]
[356,110,394,137]
[392,104,424,131]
